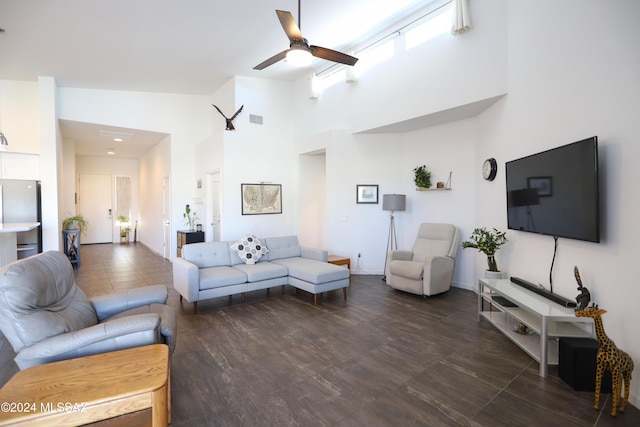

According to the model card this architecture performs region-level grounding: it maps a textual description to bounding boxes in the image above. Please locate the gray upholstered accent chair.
[0,251,176,370]
[386,223,460,296]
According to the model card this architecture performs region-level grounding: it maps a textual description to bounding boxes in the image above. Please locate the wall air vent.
[249,114,263,125]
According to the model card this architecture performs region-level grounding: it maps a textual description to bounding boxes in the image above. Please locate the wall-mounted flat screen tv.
[505,136,599,243]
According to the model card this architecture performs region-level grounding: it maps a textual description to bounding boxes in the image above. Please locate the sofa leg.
[281,285,285,295]
[179,295,183,302]
[313,294,318,305]
[192,302,197,315]
[241,293,246,303]
[343,288,348,300]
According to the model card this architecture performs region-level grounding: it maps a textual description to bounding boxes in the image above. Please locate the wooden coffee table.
[0,344,169,426]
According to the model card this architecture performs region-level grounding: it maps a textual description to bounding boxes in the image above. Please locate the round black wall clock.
[483,158,497,181]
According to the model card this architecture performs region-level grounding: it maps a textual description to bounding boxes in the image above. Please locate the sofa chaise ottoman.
[172,235,350,313]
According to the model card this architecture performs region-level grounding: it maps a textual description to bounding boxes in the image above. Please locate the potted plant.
[462,227,508,278]
[62,214,89,235]
[413,165,432,189]
[183,204,199,231]
[116,215,130,243]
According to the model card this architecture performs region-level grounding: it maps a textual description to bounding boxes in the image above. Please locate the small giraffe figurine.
[575,306,634,417]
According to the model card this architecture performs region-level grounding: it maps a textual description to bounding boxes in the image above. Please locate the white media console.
[478,278,595,377]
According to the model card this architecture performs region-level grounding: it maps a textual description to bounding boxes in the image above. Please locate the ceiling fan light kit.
[286,46,313,67]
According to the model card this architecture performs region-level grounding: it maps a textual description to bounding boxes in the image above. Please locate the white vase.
[484,270,504,280]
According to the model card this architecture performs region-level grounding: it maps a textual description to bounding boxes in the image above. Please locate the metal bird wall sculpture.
[212,104,244,131]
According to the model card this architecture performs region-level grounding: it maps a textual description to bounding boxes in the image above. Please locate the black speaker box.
[559,337,611,393]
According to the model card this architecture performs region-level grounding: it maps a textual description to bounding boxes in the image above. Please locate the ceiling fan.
[254,1,358,70]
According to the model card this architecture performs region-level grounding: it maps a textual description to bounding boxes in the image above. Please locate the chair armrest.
[172,256,200,302]
[389,250,413,261]
[423,255,454,280]
[301,246,328,262]
[15,313,161,365]
[91,285,168,321]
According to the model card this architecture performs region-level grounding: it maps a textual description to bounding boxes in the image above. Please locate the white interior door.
[206,172,221,241]
[78,173,113,244]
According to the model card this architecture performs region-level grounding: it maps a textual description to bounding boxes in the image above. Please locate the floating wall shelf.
[416,187,452,191]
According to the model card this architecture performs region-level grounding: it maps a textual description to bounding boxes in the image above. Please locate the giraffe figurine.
[575,306,634,417]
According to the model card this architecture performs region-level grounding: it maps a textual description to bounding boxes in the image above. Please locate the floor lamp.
[382,194,406,281]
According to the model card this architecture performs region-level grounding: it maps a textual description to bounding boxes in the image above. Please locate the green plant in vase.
[462,227,508,272]
[413,165,432,189]
[183,204,199,231]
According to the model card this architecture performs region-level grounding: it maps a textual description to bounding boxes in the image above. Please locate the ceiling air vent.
[98,130,135,140]
[249,114,263,125]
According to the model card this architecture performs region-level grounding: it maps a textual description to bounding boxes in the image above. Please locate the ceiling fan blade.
[276,10,303,42]
[311,46,359,66]
[253,50,289,70]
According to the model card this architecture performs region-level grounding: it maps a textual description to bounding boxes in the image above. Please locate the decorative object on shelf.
[573,266,591,310]
[462,227,508,274]
[183,204,199,230]
[381,194,406,280]
[356,184,378,204]
[241,183,282,215]
[212,104,244,131]
[575,306,634,417]
[62,214,88,235]
[482,158,497,181]
[514,323,532,335]
[413,165,431,189]
[116,215,130,244]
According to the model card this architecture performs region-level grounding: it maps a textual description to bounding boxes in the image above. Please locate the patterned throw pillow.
[230,234,269,265]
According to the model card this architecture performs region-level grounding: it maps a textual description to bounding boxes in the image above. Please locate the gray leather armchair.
[386,223,460,296]
[0,251,176,370]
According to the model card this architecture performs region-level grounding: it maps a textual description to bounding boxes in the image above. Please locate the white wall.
[0,80,40,154]
[286,0,640,406]
[139,135,171,255]
[214,77,298,240]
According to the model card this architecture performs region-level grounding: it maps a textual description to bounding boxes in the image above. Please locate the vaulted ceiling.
[0,0,439,157]
[0,0,436,95]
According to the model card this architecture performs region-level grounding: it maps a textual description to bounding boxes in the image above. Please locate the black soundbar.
[510,277,577,308]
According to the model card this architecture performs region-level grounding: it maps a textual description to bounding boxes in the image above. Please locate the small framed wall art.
[241,183,282,215]
[356,185,379,204]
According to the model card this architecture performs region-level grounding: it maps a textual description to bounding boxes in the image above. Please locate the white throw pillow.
[230,234,269,265]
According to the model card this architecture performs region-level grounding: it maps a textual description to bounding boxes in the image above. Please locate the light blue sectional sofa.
[172,236,350,313]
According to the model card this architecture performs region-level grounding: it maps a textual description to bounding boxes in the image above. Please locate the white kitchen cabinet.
[0,152,40,180]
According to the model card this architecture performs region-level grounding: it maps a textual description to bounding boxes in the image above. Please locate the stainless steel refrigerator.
[0,179,43,259]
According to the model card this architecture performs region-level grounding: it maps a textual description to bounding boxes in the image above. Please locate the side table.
[62,229,81,267]
[0,344,169,426]
[177,230,204,257]
[328,255,351,275]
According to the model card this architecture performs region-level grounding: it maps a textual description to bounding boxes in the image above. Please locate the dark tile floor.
[1,243,638,426]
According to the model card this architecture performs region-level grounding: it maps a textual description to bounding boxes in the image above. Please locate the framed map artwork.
[241,184,282,215]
